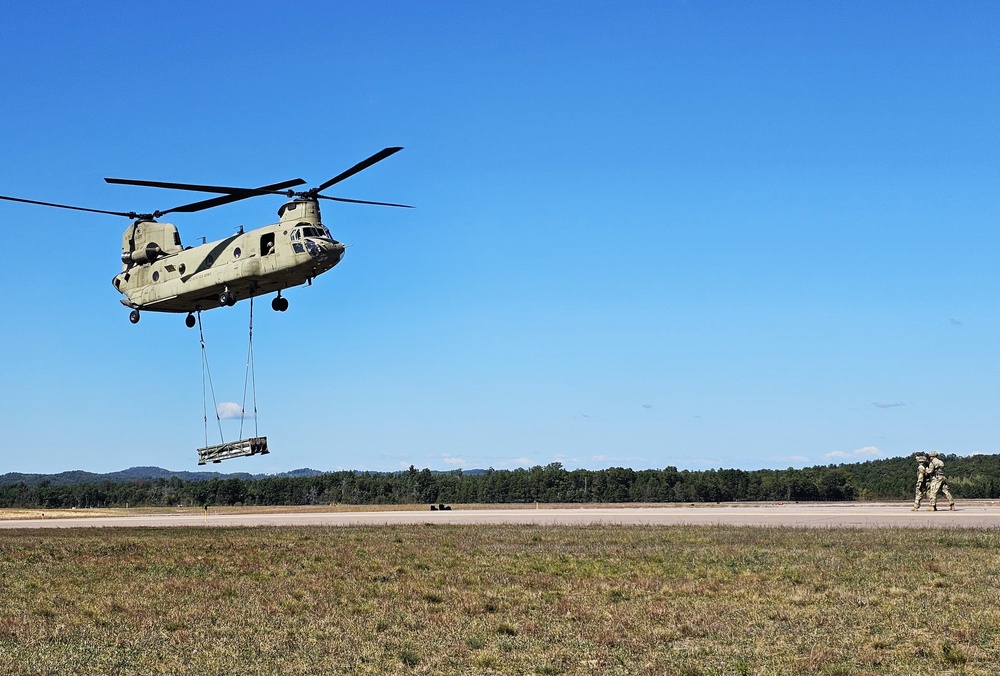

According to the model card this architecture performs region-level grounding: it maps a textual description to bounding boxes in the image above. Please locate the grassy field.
[1,525,998,674]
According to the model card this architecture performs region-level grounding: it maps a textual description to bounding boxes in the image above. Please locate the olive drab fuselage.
[0,147,407,324]
[112,199,345,313]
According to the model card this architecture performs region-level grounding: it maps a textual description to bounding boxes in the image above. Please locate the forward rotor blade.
[160,178,305,215]
[0,194,139,218]
[161,191,263,215]
[316,147,403,193]
[104,177,306,195]
[316,194,413,208]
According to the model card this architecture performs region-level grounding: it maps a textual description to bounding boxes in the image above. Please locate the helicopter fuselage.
[113,198,344,315]
[0,146,408,324]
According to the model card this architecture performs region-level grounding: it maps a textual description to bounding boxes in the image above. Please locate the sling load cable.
[195,301,269,465]
[197,310,225,448]
[238,296,259,441]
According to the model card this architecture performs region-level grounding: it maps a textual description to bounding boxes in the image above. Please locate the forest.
[2,453,997,509]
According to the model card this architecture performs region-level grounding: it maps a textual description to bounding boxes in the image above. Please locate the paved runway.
[3,501,1000,529]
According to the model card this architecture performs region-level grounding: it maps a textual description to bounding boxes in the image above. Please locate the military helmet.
[929,450,939,457]
[915,455,928,463]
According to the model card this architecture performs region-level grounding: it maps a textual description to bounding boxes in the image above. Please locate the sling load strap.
[197,311,225,446]
[239,296,259,440]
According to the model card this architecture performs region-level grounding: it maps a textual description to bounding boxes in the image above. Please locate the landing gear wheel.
[129,309,140,324]
[271,296,288,312]
[219,291,236,307]
[185,313,196,328]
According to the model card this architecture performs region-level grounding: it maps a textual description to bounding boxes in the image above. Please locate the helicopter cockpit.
[289,222,342,261]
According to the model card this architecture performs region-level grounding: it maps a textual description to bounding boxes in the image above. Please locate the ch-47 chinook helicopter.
[0,147,410,327]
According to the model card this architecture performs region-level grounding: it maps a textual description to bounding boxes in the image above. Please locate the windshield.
[291,225,331,241]
[302,226,329,239]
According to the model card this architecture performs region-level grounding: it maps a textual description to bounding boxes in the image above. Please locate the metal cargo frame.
[197,436,269,465]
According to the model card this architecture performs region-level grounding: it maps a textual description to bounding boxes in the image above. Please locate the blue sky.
[1,1,997,474]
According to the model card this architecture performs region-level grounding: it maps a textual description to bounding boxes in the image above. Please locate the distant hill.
[0,466,327,487]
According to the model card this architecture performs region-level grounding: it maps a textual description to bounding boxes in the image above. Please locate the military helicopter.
[0,147,410,327]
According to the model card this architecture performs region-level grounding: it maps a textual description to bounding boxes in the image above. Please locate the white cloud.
[494,457,534,469]
[873,401,905,409]
[441,456,465,467]
[216,402,250,420]
[686,457,725,467]
[825,445,882,460]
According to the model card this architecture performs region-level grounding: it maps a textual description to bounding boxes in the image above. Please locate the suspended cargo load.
[195,302,268,466]
[197,436,269,465]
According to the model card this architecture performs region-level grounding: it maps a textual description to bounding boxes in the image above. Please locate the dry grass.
[1,525,998,674]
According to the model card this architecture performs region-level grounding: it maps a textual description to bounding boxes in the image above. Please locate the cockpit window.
[300,226,330,239]
[291,225,330,240]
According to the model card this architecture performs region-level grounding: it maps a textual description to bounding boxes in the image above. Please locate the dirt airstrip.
[2,500,1000,528]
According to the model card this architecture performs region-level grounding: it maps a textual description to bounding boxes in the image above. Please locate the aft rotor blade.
[0,194,139,218]
[316,194,413,208]
[104,177,306,195]
[316,147,403,193]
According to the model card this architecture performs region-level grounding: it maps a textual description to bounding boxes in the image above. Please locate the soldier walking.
[926,450,955,511]
[912,454,931,511]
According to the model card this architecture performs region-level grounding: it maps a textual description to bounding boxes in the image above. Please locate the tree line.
[2,453,997,509]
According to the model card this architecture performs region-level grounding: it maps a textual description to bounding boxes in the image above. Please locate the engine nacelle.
[122,242,164,265]
[121,221,182,270]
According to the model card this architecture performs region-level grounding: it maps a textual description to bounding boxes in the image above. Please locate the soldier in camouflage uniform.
[912,454,931,511]
[926,450,955,511]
